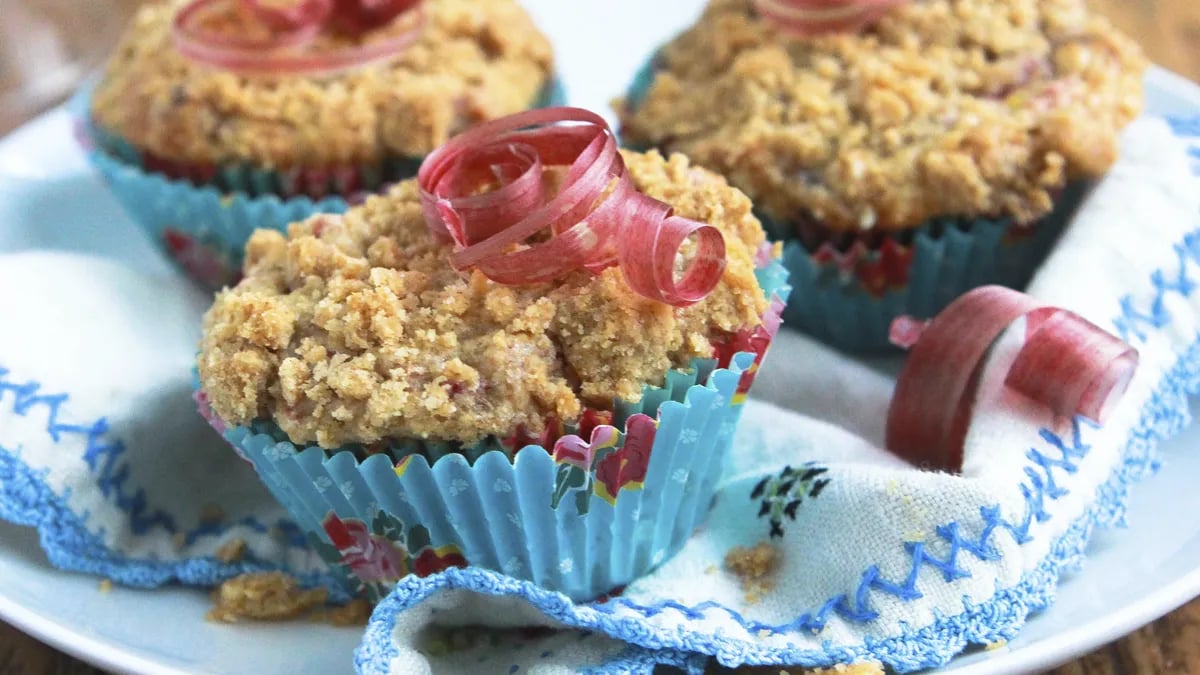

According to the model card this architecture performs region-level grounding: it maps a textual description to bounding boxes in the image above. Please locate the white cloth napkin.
[355,115,1200,674]
[0,251,345,594]
[1,114,1198,675]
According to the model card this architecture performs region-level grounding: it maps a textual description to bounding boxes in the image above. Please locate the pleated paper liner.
[71,78,567,289]
[218,260,790,603]
[767,182,1087,352]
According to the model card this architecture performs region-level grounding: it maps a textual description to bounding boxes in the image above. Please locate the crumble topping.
[618,0,1146,231]
[724,541,780,604]
[91,0,554,168]
[207,572,328,623]
[198,150,768,447]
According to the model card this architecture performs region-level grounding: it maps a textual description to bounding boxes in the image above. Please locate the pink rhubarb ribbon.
[885,286,1139,473]
[417,107,727,307]
[754,0,909,35]
[172,0,423,75]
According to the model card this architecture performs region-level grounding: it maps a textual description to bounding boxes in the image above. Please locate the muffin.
[618,0,1146,351]
[75,0,562,288]
[195,109,791,601]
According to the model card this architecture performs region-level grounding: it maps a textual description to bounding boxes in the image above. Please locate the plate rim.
[0,65,1198,675]
[0,588,190,675]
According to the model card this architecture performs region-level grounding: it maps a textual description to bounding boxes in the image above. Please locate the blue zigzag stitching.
[359,326,1200,674]
[0,440,347,595]
[1167,115,1200,136]
[1166,115,1200,173]
[181,513,309,548]
[1113,231,1200,343]
[0,365,317,569]
[0,366,177,535]
[1117,117,1200,342]
[586,418,1095,635]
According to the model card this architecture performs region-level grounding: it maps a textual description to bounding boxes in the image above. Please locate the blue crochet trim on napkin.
[355,223,1200,673]
[0,367,343,594]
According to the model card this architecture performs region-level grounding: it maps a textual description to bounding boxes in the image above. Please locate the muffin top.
[197,150,769,448]
[90,0,554,169]
[617,0,1146,231]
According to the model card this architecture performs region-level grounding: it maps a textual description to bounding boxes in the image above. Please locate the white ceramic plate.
[2,2,1199,673]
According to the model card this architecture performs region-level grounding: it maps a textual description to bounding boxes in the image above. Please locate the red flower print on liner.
[576,409,614,442]
[413,545,468,577]
[501,417,566,455]
[321,513,410,583]
[713,294,785,403]
[811,238,915,298]
[593,414,657,505]
[163,228,239,288]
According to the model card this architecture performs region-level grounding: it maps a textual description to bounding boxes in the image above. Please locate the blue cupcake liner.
[219,260,791,602]
[768,184,1086,352]
[620,51,1085,351]
[72,78,567,289]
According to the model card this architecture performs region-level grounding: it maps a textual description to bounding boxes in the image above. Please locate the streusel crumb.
[91,0,553,168]
[724,541,779,604]
[618,0,1146,231]
[206,572,327,623]
[322,598,374,627]
[215,537,247,563]
[198,150,769,448]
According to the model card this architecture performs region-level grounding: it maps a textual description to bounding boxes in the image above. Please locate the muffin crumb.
[318,598,375,627]
[206,572,328,623]
[724,541,780,605]
[215,538,247,563]
[98,579,113,594]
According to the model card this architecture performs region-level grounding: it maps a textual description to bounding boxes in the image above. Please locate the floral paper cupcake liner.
[214,259,790,602]
[765,183,1086,351]
[72,78,567,289]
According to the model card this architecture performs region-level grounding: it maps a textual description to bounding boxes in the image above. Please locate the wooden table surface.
[2,1,1199,673]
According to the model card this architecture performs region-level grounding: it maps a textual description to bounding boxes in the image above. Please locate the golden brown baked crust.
[198,150,769,448]
[91,0,553,168]
[617,0,1147,231]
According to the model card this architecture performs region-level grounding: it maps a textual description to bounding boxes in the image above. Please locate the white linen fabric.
[1,115,1198,674]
